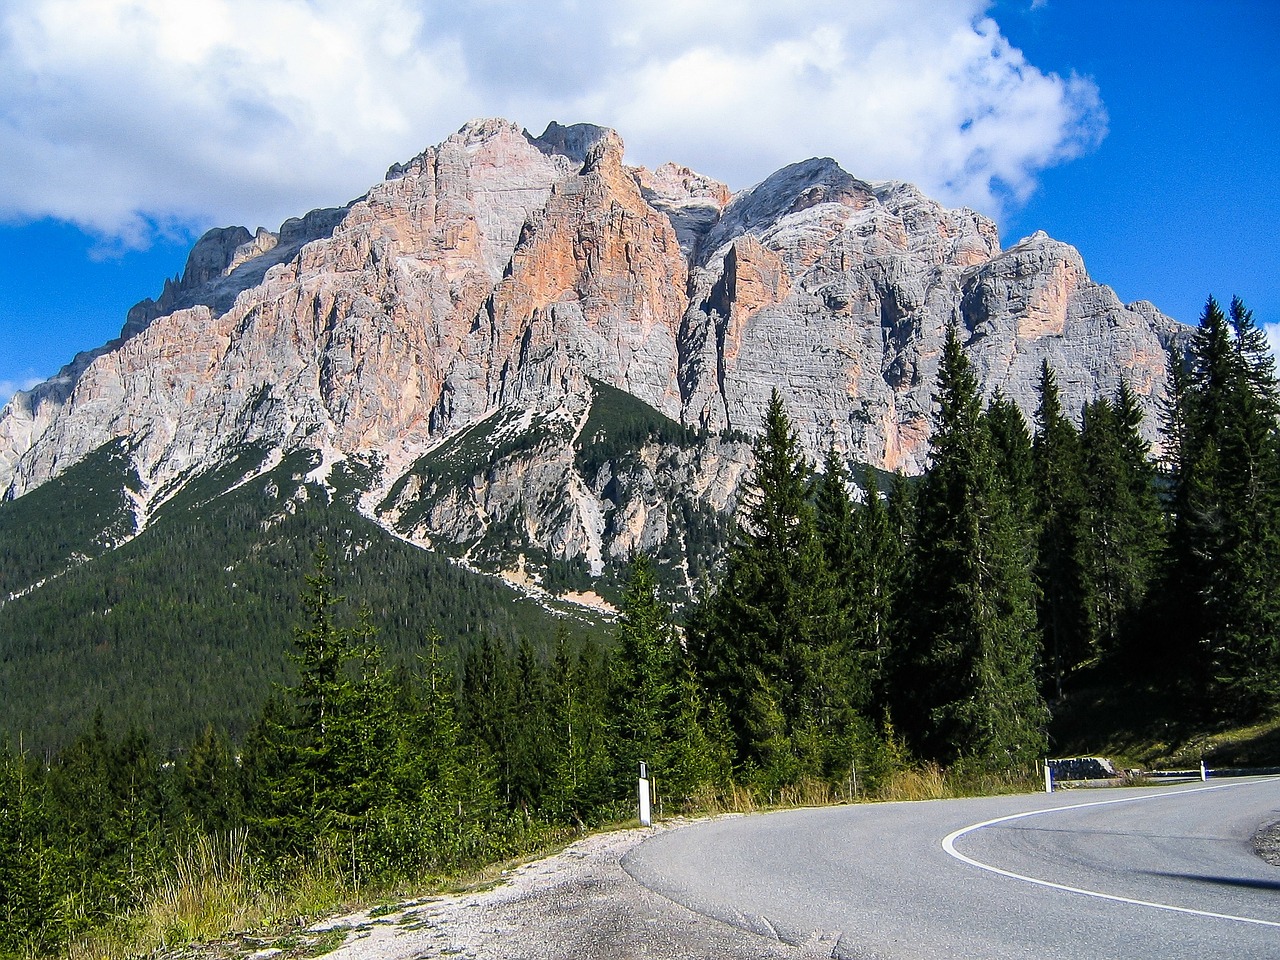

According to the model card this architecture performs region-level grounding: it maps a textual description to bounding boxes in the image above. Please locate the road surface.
[623,777,1280,959]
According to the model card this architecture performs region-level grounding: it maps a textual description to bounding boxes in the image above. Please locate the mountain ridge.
[0,117,1185,593]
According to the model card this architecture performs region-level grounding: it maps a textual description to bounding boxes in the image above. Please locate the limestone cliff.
[0,119,1187,593]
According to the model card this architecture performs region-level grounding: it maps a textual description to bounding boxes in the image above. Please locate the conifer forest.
[3,297,1279,955]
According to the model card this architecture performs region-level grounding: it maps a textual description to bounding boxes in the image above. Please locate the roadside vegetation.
[3,296,1278,958]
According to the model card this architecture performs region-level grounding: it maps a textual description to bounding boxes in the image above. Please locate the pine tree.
[384,632,502,870]
[899,325,1047,771]
[804,451,876,777]
[1163,296,1280,716]
[459,635,517,806]
[691,390,838,775]
[814,449,859,597]
[243,546,399,851]
[1078,385,1165,661]
[508,639,554,815]
[850,471,900,706]
[1031,361,1093,698]
[179,723,243,835]
[0,741,65,956]
[545,631,613,823]
[610,554,678,785]
[985,390,1035,531]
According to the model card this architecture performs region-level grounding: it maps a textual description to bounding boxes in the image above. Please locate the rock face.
[0,119,1186,590]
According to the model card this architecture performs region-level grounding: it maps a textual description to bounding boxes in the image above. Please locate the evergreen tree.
[383,632,502,871]
[985,390,1035,531]
[611,554,729,808]
[660,650,733,806]
[0,741,65,956]
[1078,386,1165,661]
[1163,296,1280,716]
[243,547,399,851]
[610,554,679,785]
[459,635,517,806]
[850,474,901,706]
[690,390,838,776]
[545,632,613,823]
[803,451,875,778]
[1031,361,1092,698]
[508,639,554,815]
[899,324,1047,771]
[814,449,859,598]
[178,723,243,835]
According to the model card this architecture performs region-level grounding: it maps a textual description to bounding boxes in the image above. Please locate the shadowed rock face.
[0,118,1186,576]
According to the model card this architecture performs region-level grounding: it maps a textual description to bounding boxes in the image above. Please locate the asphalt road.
[623,777,1280,960]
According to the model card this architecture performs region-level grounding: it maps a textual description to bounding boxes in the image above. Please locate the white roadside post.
[638,761,652,827]
[1044,760,1053,794]
[1200,759,1208,782]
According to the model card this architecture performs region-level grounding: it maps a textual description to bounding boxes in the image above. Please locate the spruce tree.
[985,390,1035,532]
[546,632,613,822]
[1031,361,1093,698]
[508,639,554,814]
[1164,296,1280,716]
[0,742,63,956]
[850,473,900,704]
[243,547,399,851]
[1079,386,1165,661]
[900,325,1047,771]
[610,554,678,784]
[690,390,838,776]
[179,723,243,835]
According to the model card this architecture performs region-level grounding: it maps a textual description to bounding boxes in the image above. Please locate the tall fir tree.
[1031,361,1093,698]
[242,547,399,851]
[1078,385,1165,661]
[985,389,1035,533]
[610,554,680,786]
[850,471,901,706]
[898,324,1048,771]
[690,390,840,777]
[1163,296,1280,716]
[0,741,65,956]
[545,632,613,823]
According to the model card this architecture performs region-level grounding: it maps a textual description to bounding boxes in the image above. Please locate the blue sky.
[1,0,1277,404]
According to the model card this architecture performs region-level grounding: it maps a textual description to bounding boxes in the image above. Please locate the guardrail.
[1043,758,1280,792]
[1144,766,1280,779]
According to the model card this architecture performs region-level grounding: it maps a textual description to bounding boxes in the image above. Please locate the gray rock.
[0,118,1190,587]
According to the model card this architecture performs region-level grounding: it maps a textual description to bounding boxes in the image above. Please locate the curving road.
[622,777,1280,959]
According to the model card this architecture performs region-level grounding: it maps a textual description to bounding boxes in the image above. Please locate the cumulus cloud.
[0,0,1105,244]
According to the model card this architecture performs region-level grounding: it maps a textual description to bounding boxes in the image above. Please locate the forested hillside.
[0,446,594,751]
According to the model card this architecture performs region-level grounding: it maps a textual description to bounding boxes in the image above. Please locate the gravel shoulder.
[1254,820,1280,867]
[303,819,826,960]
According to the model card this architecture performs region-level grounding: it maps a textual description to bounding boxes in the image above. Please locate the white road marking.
[941,777,1280,928]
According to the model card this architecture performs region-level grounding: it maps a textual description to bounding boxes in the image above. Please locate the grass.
[59,832,366,960]
[1049,667,1280,770]
[54,823,588,960]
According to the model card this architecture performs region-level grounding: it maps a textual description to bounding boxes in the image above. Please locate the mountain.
[0,118,1183,580]
[0,119,1186,747]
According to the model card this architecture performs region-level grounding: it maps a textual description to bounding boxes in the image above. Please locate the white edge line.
[941,777,1280,929]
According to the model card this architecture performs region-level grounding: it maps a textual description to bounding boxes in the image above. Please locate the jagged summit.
[526,120,615,164]
[0,117,1185,586]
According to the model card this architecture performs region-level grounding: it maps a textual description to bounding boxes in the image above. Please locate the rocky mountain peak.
[526,120,615,165]
[0,117,1187,589]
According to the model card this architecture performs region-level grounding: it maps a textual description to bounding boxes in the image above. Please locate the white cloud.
[1265,323,1280,362]
[0,0,1105,244]
[0,373,43,407]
